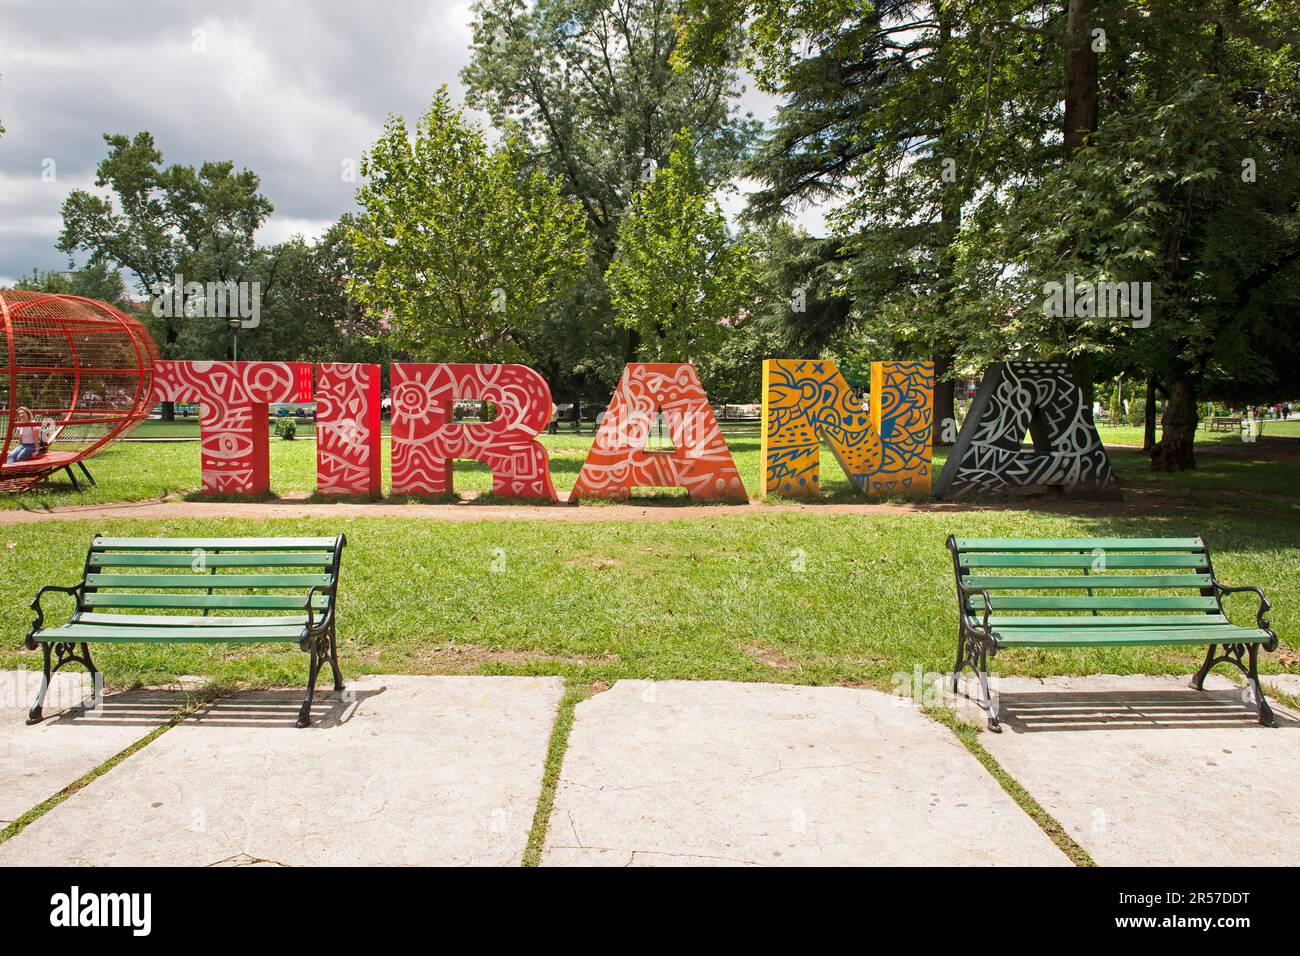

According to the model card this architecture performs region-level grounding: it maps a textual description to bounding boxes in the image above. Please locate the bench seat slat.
[965,595,1219,611]
[992,626,1271,647]
[92,537,339,551]
[960,553,1208,569]
[75,613,310,627]
[961,574,1213,590]
[954,537,1204,552]
[90,552,334,568]
[86,573,332,589]
[84,593,329,610]
[34,624,306,643]
[970,614,1230,628]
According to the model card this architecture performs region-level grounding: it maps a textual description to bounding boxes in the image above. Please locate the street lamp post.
[228,317,241,361]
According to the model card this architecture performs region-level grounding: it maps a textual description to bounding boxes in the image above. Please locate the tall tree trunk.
[932,351,956,447]
[1142,377,1158,452]
[1072,354,1096,424]
[1064,0,1099,158]
[1150,372,1199,471]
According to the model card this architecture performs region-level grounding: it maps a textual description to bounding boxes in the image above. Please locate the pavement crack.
[206,852,290,867]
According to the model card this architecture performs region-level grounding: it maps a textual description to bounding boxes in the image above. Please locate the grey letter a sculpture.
[933,361,1118,498]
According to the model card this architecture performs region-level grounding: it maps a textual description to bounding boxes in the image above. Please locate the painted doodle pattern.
[389,363,557,500]
[761,359,934,496]
[571,363,746,501]
[316,363,382,497]
[933,360,1116,497]
[153,361,312,494]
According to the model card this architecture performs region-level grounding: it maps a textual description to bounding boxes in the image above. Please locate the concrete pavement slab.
[542,680,1069,867]
[1262,674,1300,698]
[0,670,182,826]
[0,675,563,866]
[978,675,1300,866]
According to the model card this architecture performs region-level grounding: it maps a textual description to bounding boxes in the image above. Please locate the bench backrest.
[79,536,346,616]
[947,536,1224,624]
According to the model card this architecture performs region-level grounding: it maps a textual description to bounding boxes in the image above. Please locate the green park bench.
[24,535,346,728]
[946,535,1279,731]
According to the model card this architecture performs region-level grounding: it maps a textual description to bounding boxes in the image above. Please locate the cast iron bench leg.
[328,623,344,693]
[26,643,52,725]
[27,642,97,725]
[298,638,323,728]
[1191,644,1217,690]
[976,650,1000,733]
[951,631,965,694]
[1190,642,1277,727]
[1248,644,1278,728]
[954,632,1000,732]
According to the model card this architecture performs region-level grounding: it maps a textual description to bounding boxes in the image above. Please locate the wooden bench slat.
[971,614,1230,628]
[992,626,1271,647]
[84,593,330,610]
[90,552,334,568]
[961,573,1213,590]
[954,537,1204,552]
[960,553,1208,569]
[75,613,310,627]
[92,537,340,551]
[35,624,307,642]
[965,595,1219,611]
[85,573,332,590]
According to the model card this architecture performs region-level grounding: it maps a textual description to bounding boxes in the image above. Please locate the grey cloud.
[1,1,818,282]
[1,0,478,279]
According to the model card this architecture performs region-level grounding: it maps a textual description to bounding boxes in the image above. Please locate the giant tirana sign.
[153,358,1115,500]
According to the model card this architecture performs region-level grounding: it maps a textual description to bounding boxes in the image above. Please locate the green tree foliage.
[56,132,275,360]
[463,0,759,391]
[13,262,128,306]
[681,0,1300,469]
[349,88,589,363]
[607,140,753,361]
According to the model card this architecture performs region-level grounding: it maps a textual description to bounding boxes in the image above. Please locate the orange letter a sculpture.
[571,363,746,502]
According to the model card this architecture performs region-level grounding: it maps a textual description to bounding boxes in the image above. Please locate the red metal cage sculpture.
[1,291,159,492]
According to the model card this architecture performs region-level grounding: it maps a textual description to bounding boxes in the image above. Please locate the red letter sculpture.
[571,363,746,501]
[153,361,312,495]
[389,363,557,501]
[316,363,382,497]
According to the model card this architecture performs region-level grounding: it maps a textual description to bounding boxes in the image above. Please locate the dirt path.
[0,486,1187,526]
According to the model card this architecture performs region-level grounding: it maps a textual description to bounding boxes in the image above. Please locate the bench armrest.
[303,585,335,636]
[959,585,995,638]
[1216,583,1274,640]
[26,584,83,650]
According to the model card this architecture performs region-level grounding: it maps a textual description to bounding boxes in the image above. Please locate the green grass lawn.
[6,421,1296,511]
[2,418,1296,694]
[1,510,1296,691]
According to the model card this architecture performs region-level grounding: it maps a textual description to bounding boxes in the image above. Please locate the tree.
[13,262,128,305]
[683,0,1300,470]
[348,88,589,362]
[463,0,759,386]
[57,132,275,359]
[606,139,753,361]
[943,7,1300,470]
[683,0,1062,443]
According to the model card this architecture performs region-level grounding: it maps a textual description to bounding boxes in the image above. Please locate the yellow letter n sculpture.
[760,360,934,496]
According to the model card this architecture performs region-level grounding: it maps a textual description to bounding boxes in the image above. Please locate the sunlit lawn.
[1,510,1296,691]
[3,416,1296,692]
[4,421,1296,511]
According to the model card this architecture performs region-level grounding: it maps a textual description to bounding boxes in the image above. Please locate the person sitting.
[5,408,44,464]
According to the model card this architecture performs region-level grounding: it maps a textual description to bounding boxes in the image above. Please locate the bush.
[274,418,297,441]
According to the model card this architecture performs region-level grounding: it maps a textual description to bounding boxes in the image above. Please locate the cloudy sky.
[0,0,825,289]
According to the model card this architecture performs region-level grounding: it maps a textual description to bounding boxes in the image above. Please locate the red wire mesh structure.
[1,291,159,492]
